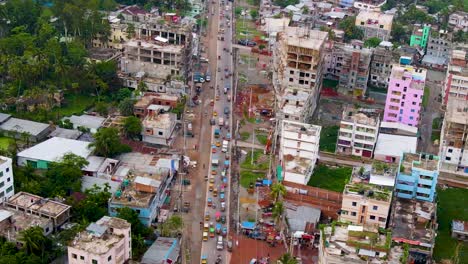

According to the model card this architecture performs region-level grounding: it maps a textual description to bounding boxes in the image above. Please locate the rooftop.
[341,106,380,126]
[0,208,52,242]
[17,137,92,163]
[445,98,468,125]
[110,180,156,208]
[6,192,71,217]
[283,155,313,175]
[64,115,106,130]
[282,120,321,137]
[49,127,82,140]
[279,27,328,51]
[0,113,11,123]
[390,64,427,90]
[452,220,468,233]
[135,93,179,108]
[356,10,394,27]
[379,121,418,136]
[143,112,176,129]
[401,153,439,174]
[285,202,321,233]
[0,117,50,136]
[374,134,417,158]
[141,237,180,264]
[126,39,184,54]
[70,216,130,255]
[448,49,468,76]
[390,198,436,246]
[81,176,120,193]
[0,156,11,166]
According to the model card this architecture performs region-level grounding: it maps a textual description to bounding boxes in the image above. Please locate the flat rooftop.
[0,208,52,242]
[143,113,175,129]
[64,115,105,130]
[135,93,179,108]
[390,198,436,246]
[356,10,394,26]
[126,39,184,53]
[0,117,50,136]
[283,155,313,175]
[280,27,328,51]
[282,120,321,137]
[0,156,11,166]
[375,134,417,157]
[17,137,92,163]
[110,180,156,208]
[6,192,71,217]
[401,153,439,174]
[341,106,380,126]
[390,64,427,90]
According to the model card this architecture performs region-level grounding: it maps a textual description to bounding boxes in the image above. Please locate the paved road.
[199,0,235,263]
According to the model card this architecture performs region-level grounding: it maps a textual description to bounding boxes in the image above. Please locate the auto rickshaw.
[205,213,210,221]
[213,188,218,197]
[203,232,208,241]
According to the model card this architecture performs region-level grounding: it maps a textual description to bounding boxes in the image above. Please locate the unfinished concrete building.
[443,49,468,105]
[273,27,328,122]
[369,42,394,89]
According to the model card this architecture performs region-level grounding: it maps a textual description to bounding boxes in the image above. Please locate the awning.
[241,221,256,230]
[263,179,272,186]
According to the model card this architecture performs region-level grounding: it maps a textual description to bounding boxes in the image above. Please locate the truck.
[219,117,224,127]
[222,140,229,153]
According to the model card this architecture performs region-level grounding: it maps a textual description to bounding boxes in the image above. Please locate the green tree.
[126,23,135,38]
[270,182,286,202]
[159,215,184,237]
[338,16,363,41]
[115,88,132,101]
[119,98,135,116]
[273,0,299,8]
[277,253,298,264]
[235,7,243,17]
[364,37,382,48]
[73,184,112,223]
[272,200,284,225]
[95,101,109,116]
[250,9,259,20]
[116,207,152,237]
[18,226,50,258]
[90,127,131,157]
[123,116,142,140]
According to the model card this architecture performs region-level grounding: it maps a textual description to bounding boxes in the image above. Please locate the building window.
[403,87,407,92]
[6,186,12,193]
[412,102,416,105]
[446,157,451,161]
[92,260,98,264]
[379,25,384,28]
[158,131,163,136]
[108,255,112,261]
[409,116,414,120]
[373,205,378,210]
[136,209,141,214]
[448,148,453,153]
[378,217,386,222]
[0,182,4,188]
[0,172,2,177]
[396,83,400,87]
[80,256,85,260]
[351,212,357,216]
[370,215,376,220]
[290,70,294,74]
[289,78,293,82]
[361,22,364,25]
[411,109,415,113]
[72,254,77,259]
[352,202,357,206]
[5,168,8,172]
[46,227,49,233]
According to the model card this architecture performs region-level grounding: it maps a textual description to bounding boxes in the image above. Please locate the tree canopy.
[273,0,299,8]
[123,116,142,140]
[364,37,382,48]
[338,16,363,42]
[90,127,131,157]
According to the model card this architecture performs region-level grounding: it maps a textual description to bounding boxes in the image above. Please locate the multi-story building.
[134,92,179,118]
[0,207,53,244]
[353,0,387,11]
[374,121,418,164]
[92,16,129,50]
[383,64,426,127]
[325,41,372,96]
[68,216,131,264]
[395,152,439,202]
[0,157,14,201]
[449,11,468,32]
[108,157,177,226]
[340,162,396,228]
[273,27,328,121]
[422,30,452,70]
[443,49,468,105]
[279,120,321,185]
[142,110,177,146]
[369,42,394,89]
[439,99,468,176]
[410,24,431,50]
[318,223,391,263]
[278,88,310,121]
[355,10,393,41]
[336,106,380,158]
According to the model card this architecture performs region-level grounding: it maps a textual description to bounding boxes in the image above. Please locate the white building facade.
[0,157,14,202]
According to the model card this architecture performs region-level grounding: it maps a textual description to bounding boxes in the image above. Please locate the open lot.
[307,164,352,193]
[319,126,339,153]
[433,187,468,263]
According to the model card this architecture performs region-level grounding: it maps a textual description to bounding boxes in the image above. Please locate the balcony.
[288,53,297,60]
[416,187,431,195]
[299,55,312,62]
[398,174,416,183]
[338,139,351,146]
[418,178,434,186]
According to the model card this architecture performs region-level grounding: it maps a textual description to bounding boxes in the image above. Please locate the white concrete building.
[449,12,468,32]
[280,120,321,185]
[0,157,14,202]
[336,107,380,158]
[142,111,177,146]
[355,10,394,41]
[443,49,468,105]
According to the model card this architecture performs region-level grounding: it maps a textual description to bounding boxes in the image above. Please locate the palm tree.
[272,201,284,224]
[270,183,286,202]
[18,226,47,258]
[277,253,298,264]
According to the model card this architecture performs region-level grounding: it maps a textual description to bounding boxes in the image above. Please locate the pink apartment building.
[383,64,426,127]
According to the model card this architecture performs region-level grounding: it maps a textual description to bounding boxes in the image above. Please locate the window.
[289,78,293,82]
[92,260,98,264]
[45,227,49,233]
[158,131,163,136]
[136,209,141,214]
[352,202,357,206]
[361,22,364,25]
[396,83,400,87]
[6,186,13,193]
[446,157,451,161]
[5,168,8,172]
[290,70,294,74]
[409,116,414,120]
[379,25,384,28]
[72,254,77,259]
[411,109,415,113]
[0,172,2,177]
[370,215,376,220]
[400,109,403,114]
[414,94,418,98]
[403,87,407,92]
[108,255,112,261]
[7,178,10,182]
[351,212,357,216]
[412,102,416,105]
[378,217,386,222]
[0,182,4,188]
[373,205,378,210]
[448,148,453,153]
[80,256,85,260]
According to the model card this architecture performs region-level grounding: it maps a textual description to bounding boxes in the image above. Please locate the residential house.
[0,114,53,143]
[452,220,468,241]
[443,49,468,105]
[337,106,380,158]
[68,216,131,264]
[395,153,439,202]
[141,237,181,264]
[369,42,394,89]
[422,30,452,70]
[0,208,54,245]
[279,120,321,185]
[353,0,387,11]
[355,10,393,41]
[448,11,468,32]
[410,24,431,50]
[0,157,14,202]
[383,64,426,127]
[374,122,418,164]
[141,107,177,146]
[285,202,321,233]
[134,92,179,118]
[64,114,106,133]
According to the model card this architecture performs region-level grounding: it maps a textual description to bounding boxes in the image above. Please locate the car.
[209,177,215,183]
[216,223,222,234]
[211,170,217,175]
[207,198,213,207]
[221,202,226,212]
[205,213,210,221]
[224,107,230,115]
[212,147,217,153]
[210,99,215,106]
[201,255,208,264]
[222,226,227,236]
[221,215,226,224]
[220,193,225,202]
[216,95,220,101]
[209,183,214,191]
[213,111,218,117]
[213,189,218,197]
[216,141,221,147]
[204,223,209,232]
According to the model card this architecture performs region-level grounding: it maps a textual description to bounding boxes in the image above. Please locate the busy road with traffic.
[200,0,235,263]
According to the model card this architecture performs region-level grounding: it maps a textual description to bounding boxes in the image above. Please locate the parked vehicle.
[224,107,230,115]
[219,117,224,127]
[238,39,257,47]
[207,198,213,207]
[203,232,208,241]
[216,236,224,250]
[216,223,222,234]
[222,227,227,236]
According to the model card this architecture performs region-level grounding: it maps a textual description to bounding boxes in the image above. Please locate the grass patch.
[240,171,265,188]
[256,133,268,145]
[240,131,250,141]
[433,188,468,263]
[241,150,269,171]
[307,164,352,192]
[0,137,14,150]
[422,87,430,108]
[368,84,388,94]
[322,79,339,89]
[319,126,339,153]
[432,117,442,130]
[235,19,262,41]
[431,131,441,143]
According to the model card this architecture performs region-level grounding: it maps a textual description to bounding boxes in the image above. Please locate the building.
[273,27,328,121]
[325,41,372,96]
[383,64,426,127]
[340,162,396,228]
[285,202,321,233]
[355,10,393,41]
[279,120,321,185]
[141,107,177,146]
[0,157,14,202]
[410,24,431,50]
[395,153,439,202]
[278,88,310,122]
[353,0,387,11]
[108,155,178,226]
[0,114,53,143]
[369,42,394,89]
[452,220,468,241]
[443,49,468,105]
[389,198,437,263]
[83,156,120,179]
[318,224,391,264]
[422,30,452,70]
[68,216,131,264]
[374,125,418,164]
[0,208,53,244]
[134,92,179,118]
[141,237,180,264]
[92,16,129,50]
[336,106,380,158]
[448,11,468,32]
[64,114,106,133]
[5,192,71,231]
[17,137,92,169]
[439,99,468,176]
